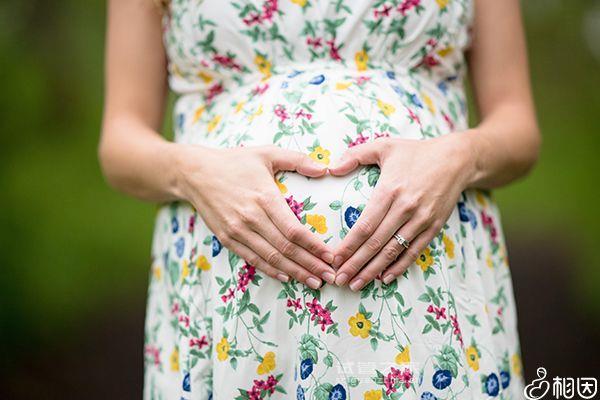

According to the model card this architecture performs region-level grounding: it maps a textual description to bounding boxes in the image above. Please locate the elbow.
[97,133,123,192]
[520,124,542,176]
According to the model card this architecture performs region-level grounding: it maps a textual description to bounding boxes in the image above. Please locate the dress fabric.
[144,1,525,399]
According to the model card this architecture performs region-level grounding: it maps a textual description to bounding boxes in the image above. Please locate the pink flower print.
[253,83,270,96]
[481,211,498,242]
[286,195,304,220]
[450,314,464,346]
[205,82,224,103]
[243,12,262,26]
[261,0,278,23]
[212,54,242,71]
[442,111,455,131]
[287,297,303,311]
[221,287,235,303]
[355,76,371,86]
[189,336,209,349]
[326,39,342,62]
[237,262,256,292]
[274,104,290,122]
[398,0,421,15]
[348,132,369,147]
[188,215,196,233]
[374,4,393,18]
[407,107,421,125]
[247,375,279,400]
[295,109,312,120]
[427,304,447,320]
[384,367,413,394]
[306,298,334,331]
[178,314,190,328]
[374,132,390,139]
[171,301,180,315]
[145,345,161,366]
[306,36,323,48]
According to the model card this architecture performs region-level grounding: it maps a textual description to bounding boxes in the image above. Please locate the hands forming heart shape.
[178,134,472,292]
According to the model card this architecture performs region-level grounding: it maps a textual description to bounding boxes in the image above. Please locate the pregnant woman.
[99,0,540,398]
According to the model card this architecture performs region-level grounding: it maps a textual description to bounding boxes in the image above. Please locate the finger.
[263,191,335,264]
[328,140,383,176]
[248,208,336,284]
[332,182,404,269]
[238,228,324,289]
[223,237,290,283]
[381,226,440,285]
[347,222,425,291]
[264,146,328,177]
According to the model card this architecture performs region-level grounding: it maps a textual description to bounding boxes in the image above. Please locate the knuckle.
[265,250,283,267]
[279,240,298,258]
[226,220,244,237]
[355,219,375,237]
[285,225,302,242]
[401,196,420,213]
[406,248,420,262]
[366,236,383,252]
[217,232,232,247]
[382,245,399,262]
[239,209,258,226]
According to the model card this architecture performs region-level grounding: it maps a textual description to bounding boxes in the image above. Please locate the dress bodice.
[162,0,474,97]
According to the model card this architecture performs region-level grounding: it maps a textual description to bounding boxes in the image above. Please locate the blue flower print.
[212,235,222,257]
[386,70,396,79]
[485,373,500,397]
[410,93,423,108]
[458,202,477,229]
[500,371,510,389]
[296,384,305,400]
[300,358,313,380]
[182,372,191,392]
[175,237,185,258]
[432,369,452,390]
[329,384,346,400]
[421,392,437,400]
[171,216,179,234]
[288,69,303,78]
[309,74,325,85]
[344,206,361,229]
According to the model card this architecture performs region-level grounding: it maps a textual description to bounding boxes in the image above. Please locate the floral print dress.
[144,1,525,399]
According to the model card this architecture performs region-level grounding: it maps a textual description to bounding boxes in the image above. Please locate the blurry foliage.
[0,0,598,368]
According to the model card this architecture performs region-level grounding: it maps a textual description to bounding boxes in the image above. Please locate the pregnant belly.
[173,67,457,245]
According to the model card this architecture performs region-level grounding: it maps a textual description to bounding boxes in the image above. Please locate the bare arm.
[98,0,336,287]
[463,0,541,188]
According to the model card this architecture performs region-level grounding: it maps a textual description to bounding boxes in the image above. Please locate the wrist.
[439,130,480,190]
[166,142,204,202]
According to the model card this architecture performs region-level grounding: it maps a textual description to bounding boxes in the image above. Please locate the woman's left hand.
[328,134,474,291]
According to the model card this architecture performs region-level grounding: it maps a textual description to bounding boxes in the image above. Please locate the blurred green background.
[1,0,599,398]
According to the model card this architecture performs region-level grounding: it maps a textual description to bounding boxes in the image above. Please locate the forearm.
[99,116,187,203]
[460,102,541,190]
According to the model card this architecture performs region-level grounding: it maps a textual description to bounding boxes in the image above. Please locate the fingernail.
[335,272,348,286]
[277,273,289,283]
[306,277,322,289]
[332,255,343,268]
[349,278,364,292]
[322,271,335,285]
[322,252,334,264]
[383,274,395,284]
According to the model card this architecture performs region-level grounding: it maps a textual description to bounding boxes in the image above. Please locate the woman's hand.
[175,144,336,289]
[328,134,474,291]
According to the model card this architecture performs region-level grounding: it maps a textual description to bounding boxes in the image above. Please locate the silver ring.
[393,233,410,249]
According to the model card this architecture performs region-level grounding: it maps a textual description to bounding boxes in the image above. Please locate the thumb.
[268,147,328,177]
[329,141,382,176]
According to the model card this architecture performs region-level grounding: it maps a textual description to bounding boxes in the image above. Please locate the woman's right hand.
[174,144,336,288]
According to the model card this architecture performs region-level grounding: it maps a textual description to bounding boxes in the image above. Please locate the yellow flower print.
[257,351,276,375]
[309,146,331,165]
[512,353,523,377]
[181,260,190,282]
[436,0,449,9]
[486,253,494,269]
[377,99,396,116]
[192,106,206,123]
[196,255,211,271]
[207,115,222,132]
[437,46,454,57]
[363,389,383,400]
[395,345,410,365]
[475,190,487,206]
[152,264,162,280]
[216,337,230,361]
[416,248,434,272]
[348,312,372,339]
[170,347,180,371]
[290,0,307,7]
[355,49,368,71]
[198,70,213,83]
[276,178,288,194]
[422,93,436,114]
[306,214,328,234]
[465,346,480,371]
[254,54,272,79]
[234,101,246,114]
[443,234,455,259]
[336,81,352,90]
[248,104,264,122]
